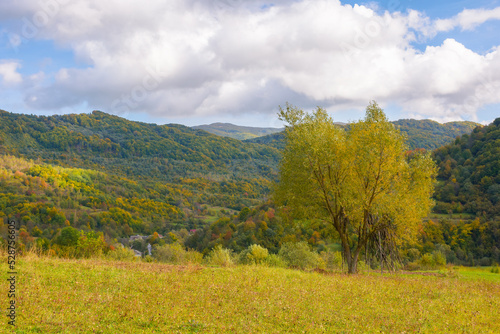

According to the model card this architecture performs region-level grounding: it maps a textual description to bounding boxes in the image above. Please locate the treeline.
[184,201,335,255]
[415,218,500,266]
[245,119,479,151]
[182,204,499,268]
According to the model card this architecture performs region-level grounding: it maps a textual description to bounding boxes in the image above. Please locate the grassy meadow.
[2,252,499,333]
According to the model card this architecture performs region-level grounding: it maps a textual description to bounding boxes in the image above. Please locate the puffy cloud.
[0,61,22,86]
[2,0,500,123]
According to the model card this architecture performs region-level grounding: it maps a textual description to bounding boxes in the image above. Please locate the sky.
[0,0,499,128]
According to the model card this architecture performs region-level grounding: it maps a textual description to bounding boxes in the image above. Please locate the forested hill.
[433,118,500,219]
[245,119,479,150]
[192,123,283,140]
[393,119,479,150]
[0,109,279,181]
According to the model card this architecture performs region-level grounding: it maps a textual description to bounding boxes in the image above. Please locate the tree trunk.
[348,249,361,274]
[341,239,360,274]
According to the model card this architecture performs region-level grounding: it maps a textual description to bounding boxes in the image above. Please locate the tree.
[275,102,436,273]
[56,226,80,247]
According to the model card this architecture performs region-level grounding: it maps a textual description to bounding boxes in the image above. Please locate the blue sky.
[0,0,499,127]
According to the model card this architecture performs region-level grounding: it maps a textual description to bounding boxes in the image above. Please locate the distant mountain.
[192,123,283,140]
[0,109,280,178]
[433,118,500,218]
[393,119,480,150]
[0,109,282,215]
[245,119,480,151]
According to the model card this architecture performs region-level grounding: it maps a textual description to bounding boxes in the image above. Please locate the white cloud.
[2,0,500,123]
[435,7,500,32]
[0,61,22,86]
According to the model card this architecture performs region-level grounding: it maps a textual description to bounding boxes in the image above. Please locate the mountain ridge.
[192,122,284,140]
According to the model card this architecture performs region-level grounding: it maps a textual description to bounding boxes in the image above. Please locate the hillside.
[192,122,283,140]
[0,109,279,181]
[0,154,240,240]
[433,118,500,219]
[0,109,282,244]
[244,132,286,150]
[394,119,480,150]
[245,119,480,151]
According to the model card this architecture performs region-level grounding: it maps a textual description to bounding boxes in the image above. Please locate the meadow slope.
[2,254,499,333]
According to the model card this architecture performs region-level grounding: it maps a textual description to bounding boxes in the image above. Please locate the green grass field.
[2,253,499,333]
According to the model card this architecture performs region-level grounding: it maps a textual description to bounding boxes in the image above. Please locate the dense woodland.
[0,109,498,266]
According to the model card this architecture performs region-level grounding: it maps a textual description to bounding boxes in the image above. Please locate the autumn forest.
[0,108,499,268]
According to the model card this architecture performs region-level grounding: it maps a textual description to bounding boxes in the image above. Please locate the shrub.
[264,254,289,268]
[357,260,370,272]
[419,253,434,268]
[479,257,491,266]
[432,250,446,267]
[278,242,323,270]
[405,261,421,271]
[154,243,203,265]
[239,244,269,265]
[185,250,203,264]
[143,255,154,263]
[417,251,446,270]
[106,246,136,261]
[206,245,234,267]
[154,243,186,264]
[76,231,106,258]
[321,250,342,270]
[406,248,421,262]
[57,226,80,247]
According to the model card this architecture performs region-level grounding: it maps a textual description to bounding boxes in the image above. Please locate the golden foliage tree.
[275,102,436,273]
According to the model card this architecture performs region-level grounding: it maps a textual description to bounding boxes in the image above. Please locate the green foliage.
[154,243,203,265]
[415,218,500,266]
[432,250,447,266]
[406,250,447,271]
[433,118,500,218]
[238,207,250,221]
[278,242,323,270]
[0,108,494,269]
[239,244,269,265]
[264,253,289,268]
[321,250,343,270]
[106,246,137,261]
[57,226,80,247]
[206,245,234,267]
[76,230,107,258]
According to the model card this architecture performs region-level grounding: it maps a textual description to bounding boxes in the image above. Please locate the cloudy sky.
[1,0,499,127]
